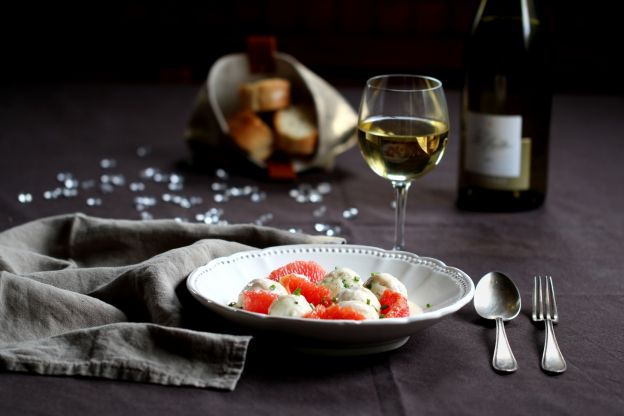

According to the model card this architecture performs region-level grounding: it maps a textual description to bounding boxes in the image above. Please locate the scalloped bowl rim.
[187,244,475,329]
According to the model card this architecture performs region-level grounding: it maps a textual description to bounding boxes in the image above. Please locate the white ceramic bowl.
[187,244,474,355]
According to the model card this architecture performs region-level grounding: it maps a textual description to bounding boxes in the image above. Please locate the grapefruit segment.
[304,304,366,320]
[279,273,332,306]
[379,289,410,318]
[268,260,326,284]
[241,290,279,314]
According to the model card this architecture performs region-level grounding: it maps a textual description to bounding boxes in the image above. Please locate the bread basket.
[185,51,357,178]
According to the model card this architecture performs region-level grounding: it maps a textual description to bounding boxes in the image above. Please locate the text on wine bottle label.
[465,112,522,178]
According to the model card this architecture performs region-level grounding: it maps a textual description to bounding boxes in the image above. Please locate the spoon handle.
[493,317,518,372]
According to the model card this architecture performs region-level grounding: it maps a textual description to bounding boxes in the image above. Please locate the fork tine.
[538,275,545,319]
[537,275,544,321]
[547,276,559,322]
[544,275,552,319]
[532,275,539,320]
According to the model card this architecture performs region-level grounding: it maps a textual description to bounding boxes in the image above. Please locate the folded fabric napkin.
[0,213,343,390]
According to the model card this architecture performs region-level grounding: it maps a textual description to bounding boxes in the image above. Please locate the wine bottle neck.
[473,0,538,48]
[476,0,535,18]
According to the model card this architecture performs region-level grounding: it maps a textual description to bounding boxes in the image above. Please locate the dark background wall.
[1,0,622,93]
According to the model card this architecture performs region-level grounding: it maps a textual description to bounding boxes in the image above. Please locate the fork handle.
[542,319,567,373]
[493,317,518,372]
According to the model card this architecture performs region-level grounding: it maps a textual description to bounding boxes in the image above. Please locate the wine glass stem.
[392,181,411,251]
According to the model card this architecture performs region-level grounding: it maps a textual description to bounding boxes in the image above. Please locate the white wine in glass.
[357,75,449,251]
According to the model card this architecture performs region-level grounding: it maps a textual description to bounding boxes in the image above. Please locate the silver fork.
[533,276,567,373]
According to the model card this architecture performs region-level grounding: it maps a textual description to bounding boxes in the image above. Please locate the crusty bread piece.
[227,110,273,162]
[239,78,290,112]
[273,105,318,156]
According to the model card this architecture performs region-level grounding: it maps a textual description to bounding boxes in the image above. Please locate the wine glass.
[357,75,449,251]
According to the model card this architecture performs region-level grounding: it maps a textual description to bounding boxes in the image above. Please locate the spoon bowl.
[474,271,521,372]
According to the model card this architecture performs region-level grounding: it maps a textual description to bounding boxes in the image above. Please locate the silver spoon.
[474,271,521,373]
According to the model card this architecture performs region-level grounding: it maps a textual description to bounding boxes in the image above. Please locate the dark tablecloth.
[1,83,623,415]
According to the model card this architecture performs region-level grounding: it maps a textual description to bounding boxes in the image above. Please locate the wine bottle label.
[464,112,531,191]
[465,112,522,177]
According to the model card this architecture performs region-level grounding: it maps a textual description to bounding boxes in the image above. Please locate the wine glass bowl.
[357,75,449,251]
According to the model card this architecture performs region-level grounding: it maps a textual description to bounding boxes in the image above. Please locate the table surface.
[1,83,623,415]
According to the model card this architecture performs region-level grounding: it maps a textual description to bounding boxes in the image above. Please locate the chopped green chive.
[228,302,237,307]
[366,299,371,305]
[381,304,389,310]
[426,303,432,308]
[380,314,386,319]
[354,276,360,282]
[269,284,276,290]
[332,296,338,303]
[293,287,302,296]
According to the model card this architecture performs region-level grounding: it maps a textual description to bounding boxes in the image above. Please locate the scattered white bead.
[18,193,33,203]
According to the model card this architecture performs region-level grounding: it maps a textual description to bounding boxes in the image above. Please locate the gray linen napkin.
[0,213,343,390]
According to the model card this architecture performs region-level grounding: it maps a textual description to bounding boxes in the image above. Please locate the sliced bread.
[273,105,318,156]
[227,110,273,162]
[239,78,290,112]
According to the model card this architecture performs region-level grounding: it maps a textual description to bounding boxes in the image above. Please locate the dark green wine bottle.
[457,0,551,211]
